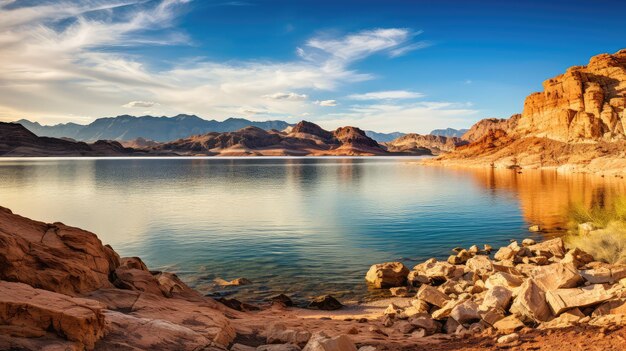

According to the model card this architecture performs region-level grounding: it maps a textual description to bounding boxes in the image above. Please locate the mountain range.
[15,115,292,143]
[15,115,467,145]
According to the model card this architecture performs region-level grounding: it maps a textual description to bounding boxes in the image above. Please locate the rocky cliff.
[435,49,626,174]
[517,50,626,142]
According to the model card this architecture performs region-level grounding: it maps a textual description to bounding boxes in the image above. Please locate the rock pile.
[366,237,626,342]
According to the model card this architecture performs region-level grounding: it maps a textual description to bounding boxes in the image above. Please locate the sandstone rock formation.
[435,49,626,173]
[0,206,235,350]
[518,50,626,142]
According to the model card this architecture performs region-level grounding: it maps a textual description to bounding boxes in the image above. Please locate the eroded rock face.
[0,206,119,296]
[517,50,626,142]
[0,207,236,351]
[0,281,107,350]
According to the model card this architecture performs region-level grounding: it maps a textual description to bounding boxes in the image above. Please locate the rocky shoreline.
[1,206,626,350]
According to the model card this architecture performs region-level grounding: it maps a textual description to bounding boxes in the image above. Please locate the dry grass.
[565,198,626,264]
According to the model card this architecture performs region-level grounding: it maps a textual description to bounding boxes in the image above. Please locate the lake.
[1,157,624,303]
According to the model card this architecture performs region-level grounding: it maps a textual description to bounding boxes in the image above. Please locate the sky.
[1,0,625,133]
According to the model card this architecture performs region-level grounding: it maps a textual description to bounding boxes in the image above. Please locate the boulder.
[412,259,457,281]
[479,307,506,326]
[431,297,469,320]
[308,295,343,311]
[510,279,552,323]
[494,246,515,261]
[545,284,614,315]
[539,308,585,329]
[232,344,257,351]
[493,315,525,333]
[485,272,523,290]
[532,263,583,291]
[302,332,357,351]
[480,286,513,311]
[527,238,565,258]
[407,271,430,286]
[592,298,626,316]
[450,300,481,324]
[416,285,450,308]
[409,316,441,335]
[0,281,106,350]
[580,266,626,284]
[522,238,536,246]
[497,333,519,344]
[365,262,409,288]
[466,255,494,276]
[270,294,294,307]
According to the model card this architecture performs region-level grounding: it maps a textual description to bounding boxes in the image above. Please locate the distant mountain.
[157,121,388,156]
[0,122,145,156]
[364,130,406,143]
[429,128,469,138]
[15,115,293,142]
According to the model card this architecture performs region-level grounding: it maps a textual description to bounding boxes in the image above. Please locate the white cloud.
[347,90,424,100]
[262,92,308,101]
[123,101,159,108]
[0,1,477,133]
[318,101,478,133]
[315,100,338,107]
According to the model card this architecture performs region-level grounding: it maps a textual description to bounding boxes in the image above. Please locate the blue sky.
[1,0,625,133]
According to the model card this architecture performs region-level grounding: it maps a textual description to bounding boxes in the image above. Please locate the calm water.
[1,157,625,303]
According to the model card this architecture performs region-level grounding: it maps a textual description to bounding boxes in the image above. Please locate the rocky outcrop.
[517,50,626,142]
[385,133,468,155]
[0,206,235,350]
[434,49,626,174]
[0,206,120,295]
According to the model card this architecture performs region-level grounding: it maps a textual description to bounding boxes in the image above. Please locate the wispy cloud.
[262,92,308,101]
[123,101,159,108]
[0,1,475,132]
[315,100,338,107]
[347,90,424,100]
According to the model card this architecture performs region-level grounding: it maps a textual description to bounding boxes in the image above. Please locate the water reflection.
[0,158,624,303]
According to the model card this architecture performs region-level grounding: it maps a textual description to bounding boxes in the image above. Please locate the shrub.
[565,221,626,264]
[565,197,626,264]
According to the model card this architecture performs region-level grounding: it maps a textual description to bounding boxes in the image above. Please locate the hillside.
[0,122,143,156]
[434,49,626,174]
[16,115,292,142]
[156,121,390,156]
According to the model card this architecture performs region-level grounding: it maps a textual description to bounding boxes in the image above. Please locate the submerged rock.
[308,295,343,311]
